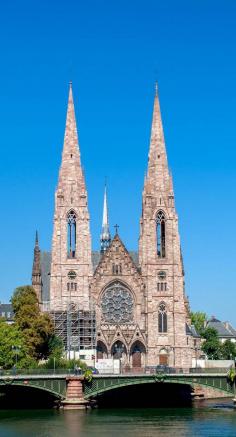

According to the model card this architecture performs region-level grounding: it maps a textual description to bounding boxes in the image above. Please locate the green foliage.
[39,357,87,371]
[0,319,36,369]
[227,366,236,383]
[220,340,236,360]
[190,311,207,335]
[191,312,236,361]
[11,286,38,314]
[48,335,64,360]
[84,368,93,382]
[201,327,221,359]
[11,285,54,361]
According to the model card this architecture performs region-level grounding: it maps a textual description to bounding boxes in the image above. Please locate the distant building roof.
[40,250,139,302]
[207,317,236,339]
[0,303,14,322]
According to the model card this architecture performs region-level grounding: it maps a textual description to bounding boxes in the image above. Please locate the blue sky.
[0,0,236,325]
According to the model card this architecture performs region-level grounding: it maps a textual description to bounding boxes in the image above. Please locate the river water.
[0,399,235,437]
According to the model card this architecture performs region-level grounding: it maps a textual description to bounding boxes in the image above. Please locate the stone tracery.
[101,281,134,324]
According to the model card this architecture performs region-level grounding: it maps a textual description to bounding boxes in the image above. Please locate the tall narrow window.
[67,210,76,258]
[156,211,166,258]
[158,302,167,333]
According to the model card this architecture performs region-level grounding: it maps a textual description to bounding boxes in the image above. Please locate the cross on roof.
[114,224,119,234]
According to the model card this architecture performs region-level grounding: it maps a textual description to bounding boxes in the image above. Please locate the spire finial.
[155,81,158,97]
[35,230,39,247]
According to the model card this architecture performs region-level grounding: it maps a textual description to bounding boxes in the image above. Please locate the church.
[32,83,198,370]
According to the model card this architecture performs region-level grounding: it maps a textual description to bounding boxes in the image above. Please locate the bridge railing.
[0,369,79,376]
[121,366,230,375]
[0,367,231,377]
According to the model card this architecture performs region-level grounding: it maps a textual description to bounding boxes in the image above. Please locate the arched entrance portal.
[97,341,108,359]
[159,348,169,365]
[130,341,146,369]
[111,341,127,361]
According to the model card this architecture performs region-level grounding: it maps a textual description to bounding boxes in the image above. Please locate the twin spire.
[58,81,169,251]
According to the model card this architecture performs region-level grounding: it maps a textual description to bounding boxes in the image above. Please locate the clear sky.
[0,0,236,325]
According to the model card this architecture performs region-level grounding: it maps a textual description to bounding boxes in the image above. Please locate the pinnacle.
[58,83,85,187]
[146,86,170,191]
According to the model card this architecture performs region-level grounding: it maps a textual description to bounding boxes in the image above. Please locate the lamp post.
[12,345,21,371]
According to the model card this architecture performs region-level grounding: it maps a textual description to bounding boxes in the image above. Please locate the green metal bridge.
[0,371,235,402]
[84,373,235,399]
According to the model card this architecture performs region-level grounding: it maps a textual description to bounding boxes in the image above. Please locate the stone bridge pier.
[62,377,88,410]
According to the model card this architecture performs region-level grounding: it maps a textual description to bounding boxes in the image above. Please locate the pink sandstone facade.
[33,83,197,369]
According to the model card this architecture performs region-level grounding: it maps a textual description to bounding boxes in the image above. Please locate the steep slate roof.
[186,323,200,338]
[40,250,139,302]
[207,317,236,338]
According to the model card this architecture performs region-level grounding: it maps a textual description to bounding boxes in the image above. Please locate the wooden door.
[159,354,168,365]
[97,350,103,359]
[132,351,141,368]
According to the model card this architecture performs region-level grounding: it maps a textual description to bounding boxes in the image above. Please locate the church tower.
[50,83,92,310]
[32,231,42,306]
[139,85,192,368]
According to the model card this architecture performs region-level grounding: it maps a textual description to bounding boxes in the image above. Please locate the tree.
[220,340,236,360]
[0,319,36,369]
[201,327,221,359]
[190,311,207,335]
[48,335,64,360]
[11,286,54,361]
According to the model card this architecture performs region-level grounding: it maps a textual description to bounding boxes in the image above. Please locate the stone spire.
[58,82,85,189]
[32,231,42,306]
[145,83,170,193]
[50,83,92,311]
[138,85,192,369]
[100,184,111,253]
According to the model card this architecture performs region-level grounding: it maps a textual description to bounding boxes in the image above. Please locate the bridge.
[0,370,235,409]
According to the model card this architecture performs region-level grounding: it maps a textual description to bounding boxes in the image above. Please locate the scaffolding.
[50,303,96,356]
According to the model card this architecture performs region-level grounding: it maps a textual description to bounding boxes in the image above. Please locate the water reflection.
[0,400,235,437]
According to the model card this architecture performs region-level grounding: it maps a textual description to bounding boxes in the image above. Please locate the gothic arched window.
[67,210,76,258]
[158,302,167,333]
[156,211,166,258]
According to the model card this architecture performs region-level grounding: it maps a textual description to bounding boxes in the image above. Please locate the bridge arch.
[84,374,234,403]
[85,377,193,407]
[0,378,66,399]
[0,381,65,408]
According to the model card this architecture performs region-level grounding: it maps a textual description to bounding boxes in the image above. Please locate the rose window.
[101,282,134,323]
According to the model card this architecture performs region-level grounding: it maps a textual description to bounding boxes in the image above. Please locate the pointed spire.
[100,184,111,253]
[32,231,42,305]
[32,231,40,274]
[146,83,170,191]
[58,82,84,186]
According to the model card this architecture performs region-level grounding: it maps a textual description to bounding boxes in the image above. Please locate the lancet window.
[156,211,166,258]
[158,302,167,333]
[67,210,76,258]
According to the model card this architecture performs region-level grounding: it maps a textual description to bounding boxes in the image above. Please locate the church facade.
[32,83,197,369]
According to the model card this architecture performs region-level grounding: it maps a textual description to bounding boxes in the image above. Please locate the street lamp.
[12,345,21,370]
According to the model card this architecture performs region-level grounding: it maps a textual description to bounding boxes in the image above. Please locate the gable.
[93,235,141,281]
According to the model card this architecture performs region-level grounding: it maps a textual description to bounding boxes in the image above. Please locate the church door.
[159,354,168,365]
[132,350,141,368]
